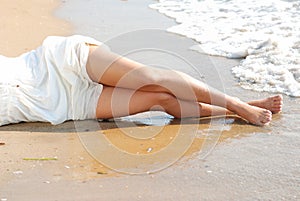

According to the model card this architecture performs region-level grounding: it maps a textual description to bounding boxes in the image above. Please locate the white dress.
[0,35,103,126]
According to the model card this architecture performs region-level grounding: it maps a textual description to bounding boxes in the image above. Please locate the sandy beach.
[0,0,299,200]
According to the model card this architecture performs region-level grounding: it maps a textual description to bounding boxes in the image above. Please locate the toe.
[275,95,283,102]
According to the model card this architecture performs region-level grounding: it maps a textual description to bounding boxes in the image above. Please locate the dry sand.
[0,0,299,200]
[0,0,71,57]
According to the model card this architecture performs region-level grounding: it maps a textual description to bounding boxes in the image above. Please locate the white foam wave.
[150,0,300,96]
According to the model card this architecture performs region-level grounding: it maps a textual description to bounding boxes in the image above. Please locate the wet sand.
[1,0,300,200]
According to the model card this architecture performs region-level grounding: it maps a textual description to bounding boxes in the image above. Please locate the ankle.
[227,97,246,113]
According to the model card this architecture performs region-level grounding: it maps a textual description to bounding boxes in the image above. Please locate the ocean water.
[150,0,300,97]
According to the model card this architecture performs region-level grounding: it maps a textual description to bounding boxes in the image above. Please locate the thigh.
[96,86,166,119]
[86,45,162,90]
[86,45,203,104]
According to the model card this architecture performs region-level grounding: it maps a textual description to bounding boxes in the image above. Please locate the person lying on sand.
[0,35,282,127]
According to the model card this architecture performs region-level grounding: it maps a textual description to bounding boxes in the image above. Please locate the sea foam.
[150,0,300,96]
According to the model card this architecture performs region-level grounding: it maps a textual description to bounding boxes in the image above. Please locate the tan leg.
[87,46,273,125]
[86,45,210,103]
[96,86,229,119]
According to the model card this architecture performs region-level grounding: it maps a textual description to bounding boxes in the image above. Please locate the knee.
[154,92,177,107]
[139,67,165,87]
[153,92,182,118]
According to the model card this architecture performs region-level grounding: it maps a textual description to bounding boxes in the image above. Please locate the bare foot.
[229,99,273,126]
[241,105,272,126]
[248,95,283,114]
